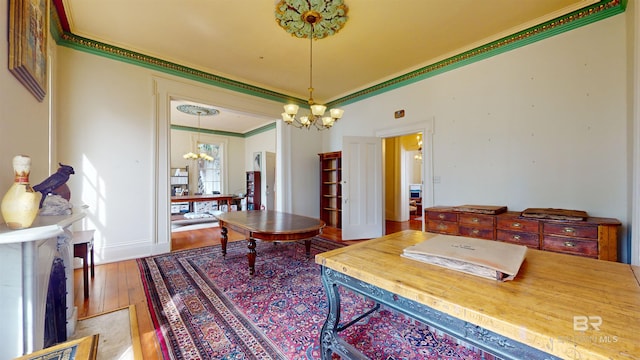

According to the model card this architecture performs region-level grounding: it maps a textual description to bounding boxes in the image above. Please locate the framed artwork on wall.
[8,0,49,102]
[253,152,262,171]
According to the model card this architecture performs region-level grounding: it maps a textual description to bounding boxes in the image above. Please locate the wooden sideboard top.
[316,230,640,360]
[426,207,621,226]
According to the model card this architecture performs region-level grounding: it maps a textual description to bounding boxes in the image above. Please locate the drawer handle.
[438,214,445,219]
[471,217,479,223]
[472,229,480,235]
[563,227,576,234]
[563,241,576,247]
[513,235,521,241]
[437,223,447,230]
[511,222,522,228]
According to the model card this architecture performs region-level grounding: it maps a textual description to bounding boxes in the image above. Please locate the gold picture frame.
[8,0,49,102]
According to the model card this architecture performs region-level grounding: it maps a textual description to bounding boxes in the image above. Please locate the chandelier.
[414,134,423,161]
[276,0,348,130]
[177,104,218,161]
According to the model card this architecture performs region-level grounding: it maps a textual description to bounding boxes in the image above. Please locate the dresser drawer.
[427,210,457,223]
[543,223,598,239]
[496,230,539,248]
[497,216,539,233]
[459,213,494,228]
[542,235,598,258]
[426,221,458,235]
[459,226,493,240]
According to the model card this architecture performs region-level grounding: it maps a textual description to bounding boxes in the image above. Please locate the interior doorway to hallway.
[382,130,426,234]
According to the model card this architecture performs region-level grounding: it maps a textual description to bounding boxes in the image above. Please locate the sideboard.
[424,206,621,261]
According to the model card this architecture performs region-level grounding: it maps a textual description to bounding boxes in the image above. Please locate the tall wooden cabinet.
[246,171,261,210]
[319,152,342,228]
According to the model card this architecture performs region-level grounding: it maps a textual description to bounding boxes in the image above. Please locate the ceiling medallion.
[275,0,348,39]
[176,104,219,117]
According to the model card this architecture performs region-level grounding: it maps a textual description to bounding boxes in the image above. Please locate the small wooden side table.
[73,230,95,299]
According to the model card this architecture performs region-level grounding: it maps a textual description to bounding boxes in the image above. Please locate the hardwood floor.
[72,217,423,360]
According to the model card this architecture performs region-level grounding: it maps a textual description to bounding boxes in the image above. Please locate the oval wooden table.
[214,210,325,275]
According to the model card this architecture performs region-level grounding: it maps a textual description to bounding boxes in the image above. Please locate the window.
[197,142,223,194]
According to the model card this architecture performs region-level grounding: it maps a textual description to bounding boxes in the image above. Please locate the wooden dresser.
[425,206,621,261]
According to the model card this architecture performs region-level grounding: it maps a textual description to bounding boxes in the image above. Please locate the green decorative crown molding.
[170,122,276,138]
[50,0,626,121]
[275,0,348,39]
[326,0,626,109]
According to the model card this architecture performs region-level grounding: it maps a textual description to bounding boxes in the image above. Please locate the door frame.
[376,117,434,231]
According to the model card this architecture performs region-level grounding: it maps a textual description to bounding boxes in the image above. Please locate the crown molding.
[50,0,626,121]
[170,122,276,139]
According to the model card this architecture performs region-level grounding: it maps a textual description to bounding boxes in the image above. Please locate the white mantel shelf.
[0,209,86,359]
[0,210,85,244]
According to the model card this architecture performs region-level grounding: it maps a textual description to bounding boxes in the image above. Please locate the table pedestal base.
[319,267,559,360]
[220,225,312,275]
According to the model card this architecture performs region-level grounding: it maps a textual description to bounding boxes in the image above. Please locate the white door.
[341,136,384,240]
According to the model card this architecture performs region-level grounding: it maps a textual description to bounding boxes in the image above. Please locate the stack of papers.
[402,235,527,281]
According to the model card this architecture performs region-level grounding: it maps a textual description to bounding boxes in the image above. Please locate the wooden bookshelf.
[319,151,342,228]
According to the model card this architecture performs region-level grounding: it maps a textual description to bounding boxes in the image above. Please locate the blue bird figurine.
[33,163,75,208]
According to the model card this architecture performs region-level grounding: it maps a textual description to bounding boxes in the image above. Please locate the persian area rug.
[138,238,495,360]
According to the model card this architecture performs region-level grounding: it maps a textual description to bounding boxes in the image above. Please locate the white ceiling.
[59,0,596,133]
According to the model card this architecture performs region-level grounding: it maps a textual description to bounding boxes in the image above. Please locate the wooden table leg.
[220,226,228,257]
[247,236,257,275]
[304,239,311,258]
[89,243,95,278]
[80,243,89,299]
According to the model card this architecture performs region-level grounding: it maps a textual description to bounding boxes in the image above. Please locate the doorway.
[383,133,423,229]
[376,118,434,234]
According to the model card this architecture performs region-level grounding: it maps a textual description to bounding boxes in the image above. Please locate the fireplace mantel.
[0,210,85,359]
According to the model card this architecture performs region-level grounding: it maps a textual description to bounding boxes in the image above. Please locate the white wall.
[55,46,286,263]
[56,46,156,261]
[278,124,323,217]
[245,129,276,171]
[324,15,631,259]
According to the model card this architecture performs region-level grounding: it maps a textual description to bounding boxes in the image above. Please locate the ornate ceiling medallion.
[275,0,348,39]
[176,104,219,117]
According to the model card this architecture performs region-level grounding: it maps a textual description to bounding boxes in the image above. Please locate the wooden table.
[171,194,239,212]
[215,210,325,275]
[315,230,640,360]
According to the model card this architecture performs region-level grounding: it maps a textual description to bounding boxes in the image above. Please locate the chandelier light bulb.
[330,108,344,119]
[284,104,299,115]
[322,117,334,127]
[310,104,326,116]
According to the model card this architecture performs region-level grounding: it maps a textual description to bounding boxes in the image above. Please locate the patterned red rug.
[137,238,494,359]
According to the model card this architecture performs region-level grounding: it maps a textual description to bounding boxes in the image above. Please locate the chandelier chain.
[308,25,314,105]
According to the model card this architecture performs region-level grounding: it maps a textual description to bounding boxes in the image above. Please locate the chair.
[73,230,95,299]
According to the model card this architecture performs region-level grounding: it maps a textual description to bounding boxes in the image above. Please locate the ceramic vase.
[1,155,42,229]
